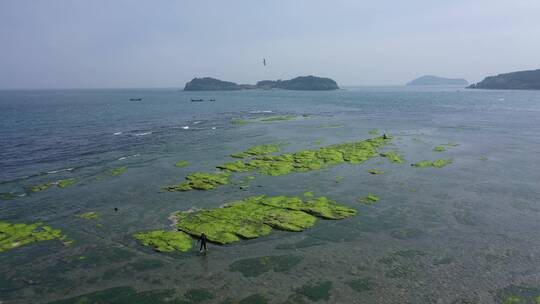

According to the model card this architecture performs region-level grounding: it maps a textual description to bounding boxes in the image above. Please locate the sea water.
[0,87,539,303]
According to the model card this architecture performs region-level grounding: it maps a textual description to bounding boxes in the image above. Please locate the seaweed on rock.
[174,195,356,244]
[0,221,64,253]
[133,230,193,252]
[231,143,284,158]
[165,172,231,191]
[57,178,76,188]
[411,159,453,168]
[178,135,392,191]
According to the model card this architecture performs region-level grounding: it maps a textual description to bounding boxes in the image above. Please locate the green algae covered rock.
[174,195,356,244]
[359,193,380,205]
[133,230,193,252]
[110,166,128,176]
[174,161,189,168]
[369,129,380,135]
[171,136,392,191]
[380,151,405,163]
[433,146,446,152]
[77,212,99,220]
[0,221,63,253]
[29,182,53,193]
[260,115,296,122]
[166,172,230,191]
[411,159,453,168]
[226,135,390,177]
[57,178,76,188]
[231,143,283,158]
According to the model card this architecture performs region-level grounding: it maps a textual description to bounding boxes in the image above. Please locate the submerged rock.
[174,195,356,244]
[77,212,99,220]
[0,221,64,253]
[229,255,302,277]
[110,166,128,176]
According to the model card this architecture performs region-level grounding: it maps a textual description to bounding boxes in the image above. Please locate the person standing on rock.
[198,233,208,254]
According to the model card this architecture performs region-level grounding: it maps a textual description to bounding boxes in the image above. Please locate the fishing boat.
[129,98,142,101]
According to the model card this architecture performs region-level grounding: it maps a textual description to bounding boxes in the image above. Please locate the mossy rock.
[57,178,76,188]
[166,172,231,191]
[433,146,446,152]
[110,166,128,176]
[380,151,405,163]
[411,159,453,168]
[229,255,303,277]
[175,161,190,168]
[29,182,53,193]
[77,212,99,220]
[174,195,356,244]
[0,221,64,253]
[358,193,379,205]
[181,136,392,191]
[133,230,193,252]
[368,129,380,135]
[231,119,248,125]
[295,281,333,302]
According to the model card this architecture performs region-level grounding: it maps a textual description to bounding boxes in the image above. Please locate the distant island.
[183,75,339,91]
[468,69,540,90]
[407,75,469,86]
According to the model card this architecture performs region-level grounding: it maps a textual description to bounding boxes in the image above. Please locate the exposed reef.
[170,135,392,191]
[174,161,189,168]
[165,172,230,191]
[133,230,193,252]
[411,159,453,168]
[359,193,380,205]
[174,195,356,244]
[0,221,64,253]
[29,182,53,193]
[380,151,405,163]
[230,143,284,158]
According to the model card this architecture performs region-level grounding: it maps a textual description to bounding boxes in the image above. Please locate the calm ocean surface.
[1,87,540,303]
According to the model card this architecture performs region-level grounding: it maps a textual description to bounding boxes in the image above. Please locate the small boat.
[191,99,204,102]
[209,99,216,101]
[129,98,142,101]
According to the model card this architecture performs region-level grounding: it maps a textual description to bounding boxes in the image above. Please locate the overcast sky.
[1,0,539,89]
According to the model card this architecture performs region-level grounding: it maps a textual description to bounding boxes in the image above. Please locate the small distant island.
[468,69,540,90]
[407,75,469,86]
[183,75,339,91]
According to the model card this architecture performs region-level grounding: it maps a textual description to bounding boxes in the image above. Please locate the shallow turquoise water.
[1,87,540,303]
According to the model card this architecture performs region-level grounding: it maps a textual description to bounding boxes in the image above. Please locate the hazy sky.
[1,0,539,89]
